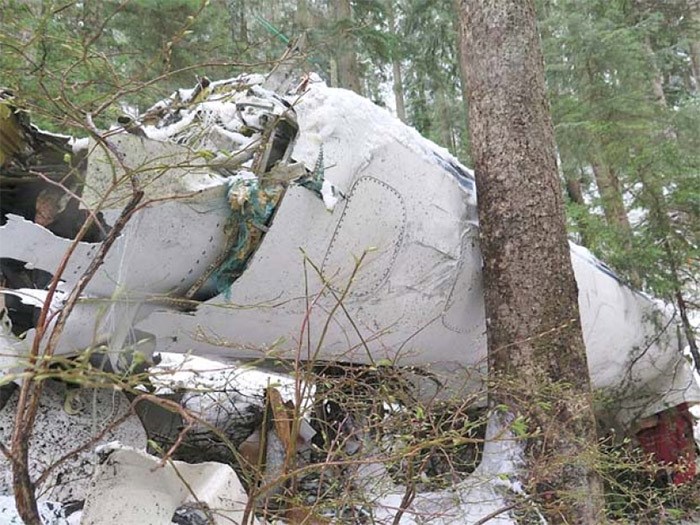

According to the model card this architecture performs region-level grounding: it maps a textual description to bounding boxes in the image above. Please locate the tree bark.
[582,59,635,247]
[689,0,700,91]
[295,0,312,29]
[11,439,39,525]
[583,110,642,286]
[639,35,669,105]
[589,154,632,236]
[452,0,471,108]
[335,0,363,94]
[588,141,641,285]
[391,58,407,122]
[563,166,593,247]
[386,0,407,122]
[437,88,456,152]
[457,1,604,523]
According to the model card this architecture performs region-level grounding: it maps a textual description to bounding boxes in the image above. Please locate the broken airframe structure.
[1,71,699,522]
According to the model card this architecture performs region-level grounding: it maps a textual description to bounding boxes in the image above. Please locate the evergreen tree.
[457,0,604,521]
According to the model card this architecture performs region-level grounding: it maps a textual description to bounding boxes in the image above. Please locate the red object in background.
[636,402,697,485]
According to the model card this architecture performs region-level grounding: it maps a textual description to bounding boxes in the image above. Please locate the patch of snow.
[0,315,25,383]
[367,413,525,524]
[150,353,312,408]
[94,440,126,456]
[0,496,81,525]
[0,381,146,503]
[142,108,198,142]
[177,87,196,102]
[320,179,339,211]
[68,137,89,154]
[208,73,266,90]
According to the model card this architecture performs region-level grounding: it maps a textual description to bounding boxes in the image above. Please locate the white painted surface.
[80,446,260,525]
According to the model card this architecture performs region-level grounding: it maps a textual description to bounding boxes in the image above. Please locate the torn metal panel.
[0,186,229,299]
[0,214,98,279]
[80,446,260,525]
[0,75,327,389]
[1,92,102,243]
[82,134,228,212]
[0,192,230,365]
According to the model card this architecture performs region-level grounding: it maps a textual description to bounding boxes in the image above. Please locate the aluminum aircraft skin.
[1,74,698,429]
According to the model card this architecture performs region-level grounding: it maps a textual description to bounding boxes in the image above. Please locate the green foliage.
[0,0,256,130]
[400,0,469,158]
[540,0,699,307]
[599,436,700,523]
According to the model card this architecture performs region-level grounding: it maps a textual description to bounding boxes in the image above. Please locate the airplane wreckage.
[1,71,699,522]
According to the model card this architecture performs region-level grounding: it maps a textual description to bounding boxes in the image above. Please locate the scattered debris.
[139,355,315,468]
[636,402,697,484]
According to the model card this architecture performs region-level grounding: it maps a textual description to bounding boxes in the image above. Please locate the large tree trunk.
[386,0,407,122]
[582,64,641,284]
[437,88,456,152]
[563,166,594,247]
[582,60,635,242]
[334,0,363,94]
[295,0,312,29]
[391,58,407,122]
[457,1,604,523]
[226,0,248,48]
[689,0,700,91]
[588,143,641,285]
[589,152,632,236]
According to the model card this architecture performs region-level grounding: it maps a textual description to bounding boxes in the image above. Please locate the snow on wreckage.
[0,71,699,522]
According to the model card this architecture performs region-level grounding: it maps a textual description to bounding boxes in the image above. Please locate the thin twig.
[472,501,521,525]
